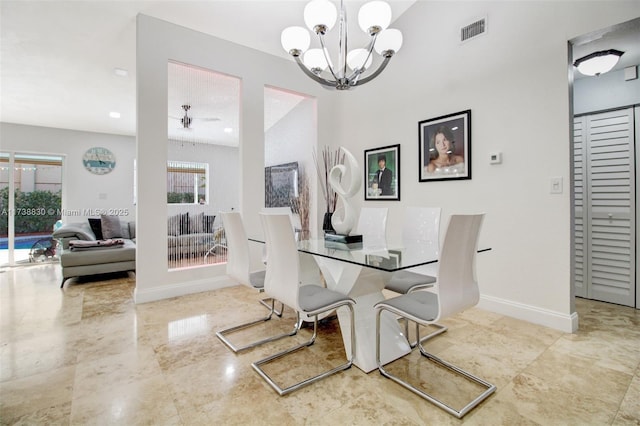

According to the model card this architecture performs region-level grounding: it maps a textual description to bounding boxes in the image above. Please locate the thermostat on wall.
[489,152,502,164]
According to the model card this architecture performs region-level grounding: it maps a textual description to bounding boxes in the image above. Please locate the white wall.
[135,14,340,303]
[265,96,317,231]
[333,1,640,332]
[167,141,239,216]
[574,67,640,115]
[0,122,135,222]
[265,97,316,170]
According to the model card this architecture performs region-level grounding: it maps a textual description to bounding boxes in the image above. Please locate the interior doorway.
[570,18,640,309]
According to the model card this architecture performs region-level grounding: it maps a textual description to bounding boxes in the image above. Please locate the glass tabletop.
[249,236,443,272]
[296,239,444,272]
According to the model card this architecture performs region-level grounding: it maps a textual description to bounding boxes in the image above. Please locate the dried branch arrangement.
[290,168,310,234]
[313,146,345,213]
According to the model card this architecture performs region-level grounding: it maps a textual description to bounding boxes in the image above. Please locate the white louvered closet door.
[574,107,636,307]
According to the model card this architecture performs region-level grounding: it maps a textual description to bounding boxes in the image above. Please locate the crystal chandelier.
[281,0,403,90]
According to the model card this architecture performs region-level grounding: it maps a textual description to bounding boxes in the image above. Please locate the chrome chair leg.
[252,303,355,396]
[403,319,448,348]
[377,308,495,419]
[260,297,284,317]
[216,299,300,353]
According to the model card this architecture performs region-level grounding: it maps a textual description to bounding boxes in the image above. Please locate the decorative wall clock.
[83,147,116,175]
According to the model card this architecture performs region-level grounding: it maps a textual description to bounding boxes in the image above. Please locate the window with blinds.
[167,160,208,204]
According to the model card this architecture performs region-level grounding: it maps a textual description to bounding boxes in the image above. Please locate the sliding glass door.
[0,152,63,266]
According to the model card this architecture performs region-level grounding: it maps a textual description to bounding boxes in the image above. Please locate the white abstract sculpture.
[329,147,362,235]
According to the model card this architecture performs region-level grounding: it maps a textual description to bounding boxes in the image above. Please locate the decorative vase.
[322,212,335,233]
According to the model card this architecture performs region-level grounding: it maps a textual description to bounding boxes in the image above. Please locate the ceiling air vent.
[461,18,487,42]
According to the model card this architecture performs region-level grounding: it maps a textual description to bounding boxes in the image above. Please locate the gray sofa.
[54,220,136,287]
[167,212,222,258]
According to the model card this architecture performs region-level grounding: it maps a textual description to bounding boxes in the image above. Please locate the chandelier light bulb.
[304,48,331,72]
[358,1,392,34]
[304,0,338,33]
[281,26,311,55]
[347,48,373,71]
[374,28,403,55]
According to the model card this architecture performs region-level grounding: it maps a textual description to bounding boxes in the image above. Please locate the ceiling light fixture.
[573,49,624,76]
[281,0,403,90]
[109,111,121,119]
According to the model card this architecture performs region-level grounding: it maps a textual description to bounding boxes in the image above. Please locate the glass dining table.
[300,238,443,373]
[251,235,489,373]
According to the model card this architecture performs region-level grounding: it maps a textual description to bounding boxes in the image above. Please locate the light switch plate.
[490,152,502,164]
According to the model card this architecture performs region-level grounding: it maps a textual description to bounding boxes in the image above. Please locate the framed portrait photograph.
[419,110,471,182]
[364,144,400,201]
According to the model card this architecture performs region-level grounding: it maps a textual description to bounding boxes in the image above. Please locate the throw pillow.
[190,212,204,234]
[204,215,216,233]
[179,212,190,235]
[88,218,104,240]
[52,224,96,241]
[101,214,123,239]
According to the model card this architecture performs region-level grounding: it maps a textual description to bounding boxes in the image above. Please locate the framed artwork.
[418,110,471,182]
[364,144,400,201]
[265,162,299,207]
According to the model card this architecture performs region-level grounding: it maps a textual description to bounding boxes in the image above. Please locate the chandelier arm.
[352,54,393,87]
[318,33,341,83]
[345,33,379,82]
[293,55,337,87]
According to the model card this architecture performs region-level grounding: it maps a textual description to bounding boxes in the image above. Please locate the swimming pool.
[0,236,53,250]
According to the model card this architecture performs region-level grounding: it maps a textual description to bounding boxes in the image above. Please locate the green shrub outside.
[0,188,62,236]
[167,192,195,204]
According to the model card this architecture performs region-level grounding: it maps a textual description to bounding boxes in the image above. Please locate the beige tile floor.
[0,264,639,425]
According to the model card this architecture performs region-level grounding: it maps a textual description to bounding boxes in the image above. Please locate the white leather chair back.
[260,207,295,263]
[221,212,251,286]
[260,213,301,311]
[355,207,388,248]
[403,207,441,245]
[436,214,484,319]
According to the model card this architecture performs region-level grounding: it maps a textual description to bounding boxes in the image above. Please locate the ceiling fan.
[170,104,220,129]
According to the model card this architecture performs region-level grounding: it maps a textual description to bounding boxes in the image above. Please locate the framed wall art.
[265,161,299,207]
[364,144,400,201]
[418,110,471,182]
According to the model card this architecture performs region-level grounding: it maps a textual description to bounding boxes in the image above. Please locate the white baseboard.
[478,294,579,333]
[134,275,236,304]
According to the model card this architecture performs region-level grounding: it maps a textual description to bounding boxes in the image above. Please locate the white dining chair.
[215,212,299,353]
[375,214,496,419]
[355,207,388,248]
[258,207,297,315]
[385,207,446,346]
[387,207,441,294]
[252,213,356,395]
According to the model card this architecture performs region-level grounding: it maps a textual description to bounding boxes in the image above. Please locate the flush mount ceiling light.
[281,0,403,90]
[573,49,624,76]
